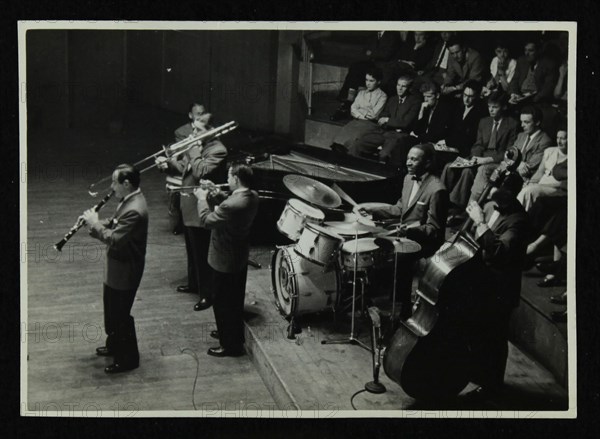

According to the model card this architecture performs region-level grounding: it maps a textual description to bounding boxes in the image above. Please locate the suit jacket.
[470,116,519,163]
[424,39,448,73]
[508,56,558,102]
[513,130,553,179]
[367,31,403,62]
[381,93,423,131]
[475,201,532,310]
[414,99,454,143]
[444,48,485,86]
[173,124,228,227]
[90,191,148,290]
[395,40,437,71]
[198,189,259,273]
[446,102,487,156]
[371,173,448,257]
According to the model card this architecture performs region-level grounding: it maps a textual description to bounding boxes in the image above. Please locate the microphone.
[365,306,386,394]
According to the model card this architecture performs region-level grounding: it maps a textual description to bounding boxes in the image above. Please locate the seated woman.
[526,195,568,324]
[330,68,388,154]
[517,128,567,211]
[482,39,517,97]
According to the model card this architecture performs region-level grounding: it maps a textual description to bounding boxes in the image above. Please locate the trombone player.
[156,103,228,311]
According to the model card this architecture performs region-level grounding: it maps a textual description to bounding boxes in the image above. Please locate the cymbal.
[283,175,342,209]
[374,237,422,254]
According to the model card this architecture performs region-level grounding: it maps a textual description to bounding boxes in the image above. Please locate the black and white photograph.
[19,21,576,417]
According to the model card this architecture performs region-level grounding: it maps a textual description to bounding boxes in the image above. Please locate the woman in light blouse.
[330,67,387,154]
[483,40,517,97]
[517,128,568,211]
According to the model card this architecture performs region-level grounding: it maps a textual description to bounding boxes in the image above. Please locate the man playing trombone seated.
[156,103,228,312]
[357,143,448,319]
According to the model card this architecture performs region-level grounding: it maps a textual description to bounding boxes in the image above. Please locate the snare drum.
[341,238,390,271]
[295,223,344,266]
[277,198,325,241]
[271,245,341,318]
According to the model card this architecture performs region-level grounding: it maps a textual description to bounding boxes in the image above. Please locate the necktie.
[522,135,531,152]
[488,121,499,150]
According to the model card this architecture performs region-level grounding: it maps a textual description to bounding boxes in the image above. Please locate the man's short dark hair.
[188,102,204,113]
[366,67,383,82]
[446,36,464,50]
[115,164,140,189]
[463,79,482,96]
[412,143,436,170]
[419,81,439,95]
[487,90,509,107]
[521,105,543,124]
[230,163,255,189]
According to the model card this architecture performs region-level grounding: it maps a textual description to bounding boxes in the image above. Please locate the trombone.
[88,121,238,196]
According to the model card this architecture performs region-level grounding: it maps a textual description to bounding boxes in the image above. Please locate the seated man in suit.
[82,164,148,374]
[508,39,558,105]
[358,143,448,319]
[441,36,485,99]
[412,81,455,146]
[470,105,552,204]
[441,91,519,210]
[421,31,456,86]
[445,80,487,157]
[463,187,532,401]
[348,75,422,168]
[195,164,260,357]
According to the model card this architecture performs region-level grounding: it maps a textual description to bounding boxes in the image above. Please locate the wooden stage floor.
[24,122,570,415]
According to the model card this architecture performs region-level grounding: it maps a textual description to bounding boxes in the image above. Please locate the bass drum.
[271,245,341,318]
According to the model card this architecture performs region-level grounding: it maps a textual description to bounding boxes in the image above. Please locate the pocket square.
[416,201,426,205]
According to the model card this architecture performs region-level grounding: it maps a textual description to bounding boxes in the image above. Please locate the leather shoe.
[194,297,212,311]
[177,285,196,293]
[551,310,567,323]
[535,261,560,275]
[537,276,565,288]
[210,330,219,340]
[105,363,139,374]
[207,346,245,358]
[96,346,113,357]
[550,292,567,305]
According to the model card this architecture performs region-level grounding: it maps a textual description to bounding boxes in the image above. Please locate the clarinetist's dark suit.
[89,190,148,368]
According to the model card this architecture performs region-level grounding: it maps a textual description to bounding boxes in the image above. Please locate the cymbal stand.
[322,223,371,352]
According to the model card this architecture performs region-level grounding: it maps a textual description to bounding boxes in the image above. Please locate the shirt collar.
[120,188,140,204]
[232,187,249,195]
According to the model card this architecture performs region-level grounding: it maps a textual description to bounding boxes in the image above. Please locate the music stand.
[322,220,371,352]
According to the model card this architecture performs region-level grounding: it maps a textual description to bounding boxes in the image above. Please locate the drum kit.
[271,175,421,348]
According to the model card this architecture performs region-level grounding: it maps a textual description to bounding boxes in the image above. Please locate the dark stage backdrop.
[26,29,280,132]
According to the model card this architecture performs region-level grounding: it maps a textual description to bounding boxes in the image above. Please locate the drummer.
[357,143,448,319]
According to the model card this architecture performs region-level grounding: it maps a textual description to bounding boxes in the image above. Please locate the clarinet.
[54,190,115,251]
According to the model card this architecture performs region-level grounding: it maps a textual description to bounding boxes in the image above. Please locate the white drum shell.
[277,198,325,241]
[272,246,340,317]
[295,223,343,266]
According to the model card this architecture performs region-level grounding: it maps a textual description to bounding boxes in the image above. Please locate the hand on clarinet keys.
[81,208,99,227]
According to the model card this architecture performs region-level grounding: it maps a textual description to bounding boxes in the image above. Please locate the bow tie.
[411,175,422,182]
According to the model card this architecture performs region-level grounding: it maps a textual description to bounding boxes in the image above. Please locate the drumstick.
[331,183,359,207]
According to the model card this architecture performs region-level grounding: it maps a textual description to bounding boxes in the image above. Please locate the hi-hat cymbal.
[283,175,342,209]
[374,237,421,254]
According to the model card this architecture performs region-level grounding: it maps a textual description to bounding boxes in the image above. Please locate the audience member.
[331,31,402,120]
[483,39,517,96]
[441,36,485,99]
[508,39,558,105]
[441,91,518,210]
[470,105,552,203]
[330,68,387,153]
[348,75,422,167]
[517,128,567,210]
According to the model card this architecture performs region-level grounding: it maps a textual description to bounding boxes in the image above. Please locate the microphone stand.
[365,307,386,394]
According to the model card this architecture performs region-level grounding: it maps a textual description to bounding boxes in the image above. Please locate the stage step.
[243,246,569,411]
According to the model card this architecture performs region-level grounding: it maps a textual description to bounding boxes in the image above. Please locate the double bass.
[382,147,523,400]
